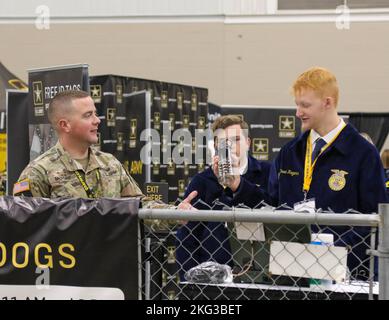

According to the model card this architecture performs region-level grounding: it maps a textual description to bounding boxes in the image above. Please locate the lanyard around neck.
[74,170,100,198]
[303,123,346,196]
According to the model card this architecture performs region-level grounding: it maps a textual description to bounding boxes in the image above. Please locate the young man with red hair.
[233,67,388,280]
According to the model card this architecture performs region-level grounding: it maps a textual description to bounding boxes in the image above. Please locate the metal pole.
[139,208,380,227]
[369,227,377,300]
[137,220,142,300]
[379,203,389,300]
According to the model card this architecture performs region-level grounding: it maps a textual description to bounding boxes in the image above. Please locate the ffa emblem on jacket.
[328,169,348,191]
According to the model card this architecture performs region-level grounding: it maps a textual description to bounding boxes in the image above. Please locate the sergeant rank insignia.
[328,169,348,191]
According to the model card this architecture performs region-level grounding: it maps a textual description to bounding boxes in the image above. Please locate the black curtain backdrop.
[340,112,389,151]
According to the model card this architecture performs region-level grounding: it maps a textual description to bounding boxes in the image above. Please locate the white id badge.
[293,198,316,213]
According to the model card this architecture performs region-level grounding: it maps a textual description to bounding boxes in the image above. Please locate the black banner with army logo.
[0,196,139,300]
[124,91,150,189]
[89,75,125,156]
[28,64,89,161]
[221,106,300,162]
[89,74,208,203]
[28,64,89,125]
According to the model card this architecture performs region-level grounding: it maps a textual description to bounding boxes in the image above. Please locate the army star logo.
[281,117,293,129]
[183,115,189,129]
[253,138,268,153]
[167,159,175,175]
[169,113,175,131]
[154,112,161,130]
[184,162,189,176]
[153,161,160,175]
[90,84,101,98]
[129,119,137,148]
[130,119,137,138]
[116,84,123,103]
[191,93,197,111]
[279,115,296,138]
[328,169,348,191]
[117,132,124,151]
[106,108,116,127]
[161,91,168,108]
[167,246,176,263]
[252,138,269,160]
[178,179,185,197]
[198,116,205,129]
[33,81,43,106]
[177,92,183,109]
[90,85,101,103]
[91,85,100,97]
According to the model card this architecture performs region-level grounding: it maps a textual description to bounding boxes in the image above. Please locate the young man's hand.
[177,190,198,225]
[177,190,198,210]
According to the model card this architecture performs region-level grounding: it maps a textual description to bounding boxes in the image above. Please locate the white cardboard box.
[269,241,348,282]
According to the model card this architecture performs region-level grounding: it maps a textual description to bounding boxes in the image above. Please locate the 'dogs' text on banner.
[0,197,139,300]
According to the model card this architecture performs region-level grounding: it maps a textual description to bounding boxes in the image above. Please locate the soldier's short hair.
[48,90,90,127]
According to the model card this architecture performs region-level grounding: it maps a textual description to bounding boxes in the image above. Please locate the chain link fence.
[138,202,389,300]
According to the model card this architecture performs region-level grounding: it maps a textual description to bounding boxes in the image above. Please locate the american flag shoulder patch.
[13,179,31,195]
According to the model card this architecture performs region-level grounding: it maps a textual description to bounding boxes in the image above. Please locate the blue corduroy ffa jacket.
[176,155,271,280]
[234,124,388,280]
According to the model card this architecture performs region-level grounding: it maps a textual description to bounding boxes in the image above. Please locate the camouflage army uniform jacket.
[14,142,143,199]
[14,142,175,230]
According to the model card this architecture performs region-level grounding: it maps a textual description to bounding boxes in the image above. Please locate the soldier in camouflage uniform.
[15,141,143,199]
[13,90,196,225]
